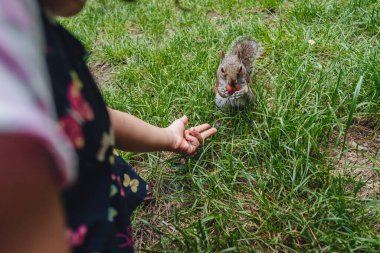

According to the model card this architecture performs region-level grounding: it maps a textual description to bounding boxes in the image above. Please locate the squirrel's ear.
[220,49,225,61]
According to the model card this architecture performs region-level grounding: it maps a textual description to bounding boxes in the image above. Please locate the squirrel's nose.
[230,79,236,86]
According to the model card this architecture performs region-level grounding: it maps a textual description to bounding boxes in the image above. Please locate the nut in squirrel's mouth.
[226,84,241,94]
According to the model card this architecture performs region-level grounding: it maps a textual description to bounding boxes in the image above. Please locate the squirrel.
[214,37,261,110]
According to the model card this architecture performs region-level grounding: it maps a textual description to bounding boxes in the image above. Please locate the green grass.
[62,0,380,251]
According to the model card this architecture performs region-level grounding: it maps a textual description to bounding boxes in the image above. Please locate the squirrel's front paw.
[232,89,245,98]
[218,87,229,97]
[234,85,250,97]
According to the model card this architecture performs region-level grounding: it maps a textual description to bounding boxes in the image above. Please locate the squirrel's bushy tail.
[229,36,261,74]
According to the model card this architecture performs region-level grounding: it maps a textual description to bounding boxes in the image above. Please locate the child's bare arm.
[0,135,69,253]
[107,108,217,155]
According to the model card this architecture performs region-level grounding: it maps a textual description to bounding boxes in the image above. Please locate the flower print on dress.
[116,226,133,248]
[67,71,94,121]
[110,184,118,197]
[108,207,118,222]
[97,127,114,162]
[67,224,88,247]
[111,173,125,197]
[59,115,84,149]
[123,173,139,193]
[58,71,95,149]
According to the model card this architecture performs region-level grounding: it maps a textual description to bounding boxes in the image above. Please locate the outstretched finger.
[192,124,213,133]
[200,127,218,140]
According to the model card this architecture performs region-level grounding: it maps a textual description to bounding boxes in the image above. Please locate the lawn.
[62,0,380,252]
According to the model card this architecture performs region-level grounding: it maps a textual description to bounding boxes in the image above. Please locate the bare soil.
[329,120,380,199]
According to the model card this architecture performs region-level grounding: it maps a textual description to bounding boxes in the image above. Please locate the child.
[0,0,217,252]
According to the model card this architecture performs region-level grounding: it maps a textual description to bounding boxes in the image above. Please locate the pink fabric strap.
[0,0,77,187]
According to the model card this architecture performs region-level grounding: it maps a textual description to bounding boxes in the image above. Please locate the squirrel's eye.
[239,65,243,73]
[221,66,225,73]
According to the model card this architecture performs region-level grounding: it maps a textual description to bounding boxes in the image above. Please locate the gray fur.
[214,36,261,110]
[227,36,261,74]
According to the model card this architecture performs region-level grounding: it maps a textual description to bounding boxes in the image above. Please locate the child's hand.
[166,116,217,155]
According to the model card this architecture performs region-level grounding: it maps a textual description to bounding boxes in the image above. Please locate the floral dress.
[41,12,147,253]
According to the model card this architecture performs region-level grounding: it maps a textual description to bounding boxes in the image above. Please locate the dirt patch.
[329,121,380,199]
[206,10,222,21]
[134,176,184,251]
[165,23,176,38]
[125,21,144,38]
[89,62,115,89]
[244,7,280,23]
[206,10,227,32]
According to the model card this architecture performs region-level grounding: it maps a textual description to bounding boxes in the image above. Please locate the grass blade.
[340,76,364,156]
